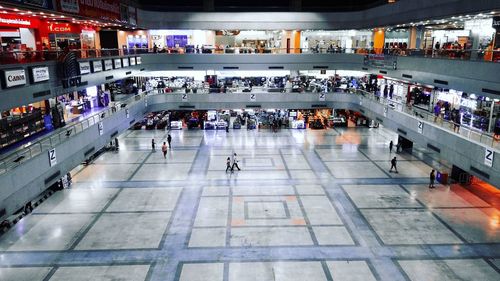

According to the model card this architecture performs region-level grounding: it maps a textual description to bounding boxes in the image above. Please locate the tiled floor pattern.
[0,128,498,281]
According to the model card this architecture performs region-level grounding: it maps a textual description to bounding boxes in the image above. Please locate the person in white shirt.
[231,153,241,172]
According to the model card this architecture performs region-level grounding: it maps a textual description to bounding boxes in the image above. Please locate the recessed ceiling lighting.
[27,11,32,14]
[13,8,19,11]
[50,13,55,16]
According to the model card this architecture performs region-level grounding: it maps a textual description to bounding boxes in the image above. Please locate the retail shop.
[214,30,282,52]
[0,14,40,55]
[433,89,500,132]
[40,22,97,51]
[301,30,373,52]
[148,30,215,51]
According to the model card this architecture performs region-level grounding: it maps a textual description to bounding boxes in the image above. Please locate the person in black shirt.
[390,157,398,173]
[167,134,172,148]
[429,169,436,188]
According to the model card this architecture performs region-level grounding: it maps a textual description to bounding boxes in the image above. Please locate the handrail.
[355,89,500,150]
[143,46,500,63]
[0,48,146,65]
[0,91,149,176]
[1,46,498,65]
[149,87,499,150]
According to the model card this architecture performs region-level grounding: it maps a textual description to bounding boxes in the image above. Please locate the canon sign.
[3,69,26,88]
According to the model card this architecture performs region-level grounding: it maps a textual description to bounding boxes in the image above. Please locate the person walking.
[389,140,394,153]
[151,138,156,151]
[390,157,398,173]
[167,134,172,149]
[231,153,241,172]
[225,157,231,173]
[161,142,168,159]
[429,169,436,188]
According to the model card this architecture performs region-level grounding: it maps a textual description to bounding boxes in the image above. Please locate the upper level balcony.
[1,47,498,66]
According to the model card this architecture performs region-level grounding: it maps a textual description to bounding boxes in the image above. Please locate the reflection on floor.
[0,127,499,281]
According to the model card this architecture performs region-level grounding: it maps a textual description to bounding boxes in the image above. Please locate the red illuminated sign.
[48,23,73,33]
[0,14,40,28]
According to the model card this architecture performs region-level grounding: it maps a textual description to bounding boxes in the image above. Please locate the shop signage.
[319,93,325,101]
[113,58,122,69]
[484,148,494,167]
[250,93,256,101]
[493,16,500,28]
[103,59,113,71]
[0,14,40,28]
[182,93,188,102]
[130,57,136,65]
[91,60,103,72]
[364,54,397,70]
[58,0,121,21]
[417,121,424,134]
[136,57,142,64]
[48,148,57,167]
[122,58,129,67]
[8,0,54,9]
[48,23,73,33]
[3,69,26,88]
[79,61,91,75]
[30,66,50,83]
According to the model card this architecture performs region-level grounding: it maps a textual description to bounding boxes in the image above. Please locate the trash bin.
[437,172,448,184]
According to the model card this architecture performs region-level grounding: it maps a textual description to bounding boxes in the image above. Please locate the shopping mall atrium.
[0,0,499,280]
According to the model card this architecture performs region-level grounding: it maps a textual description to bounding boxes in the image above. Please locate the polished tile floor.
[0,127,499,281]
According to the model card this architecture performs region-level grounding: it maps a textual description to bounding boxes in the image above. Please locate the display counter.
[290,120,305,129]
[170,121,183,130]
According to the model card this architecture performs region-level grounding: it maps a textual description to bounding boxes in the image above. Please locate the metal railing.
[0,92,147,176]
[0,48,146,65]
[1,46,498,65]
[355,89,500,150]
[144,47,500,63]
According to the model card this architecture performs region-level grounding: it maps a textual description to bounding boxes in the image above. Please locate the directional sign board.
[98,122,104,136]
[417,121,424,134]
[484,148,494,167]
[48,148,57,167]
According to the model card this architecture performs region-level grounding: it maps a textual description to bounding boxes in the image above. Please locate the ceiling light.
[13,8,19,11]
[27,11,32,14]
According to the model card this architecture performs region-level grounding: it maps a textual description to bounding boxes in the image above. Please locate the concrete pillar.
[409,27,417,49]
[373,28,385,54]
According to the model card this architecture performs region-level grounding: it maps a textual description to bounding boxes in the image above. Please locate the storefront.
[40,22,96,51]
[300,30,373,52]
[0,14,40,55]
[433,88,500,132]
[148,30,214,51]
